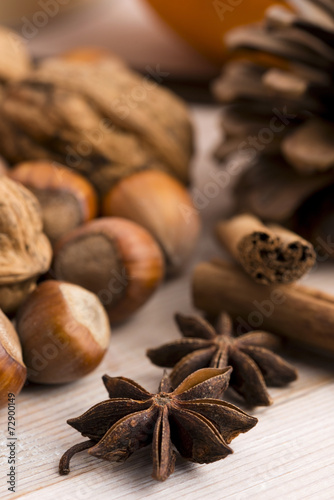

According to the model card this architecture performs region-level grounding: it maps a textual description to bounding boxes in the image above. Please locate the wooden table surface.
[1,107,333,500]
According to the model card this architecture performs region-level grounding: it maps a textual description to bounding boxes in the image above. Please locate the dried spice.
[193,259,334,356]
[147,312,297,406]
[216,213,316,284]
[59,369,257,481]
[212,0,334,250]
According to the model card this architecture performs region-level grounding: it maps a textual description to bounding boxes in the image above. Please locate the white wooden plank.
[0,106,333,500]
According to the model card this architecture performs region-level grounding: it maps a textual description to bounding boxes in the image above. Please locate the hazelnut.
[102,170,201,274]
[53,217,165,323]
[16,281,111,384]
[9,161,98,245]
[0,309,27,407]
[0,176,52,315]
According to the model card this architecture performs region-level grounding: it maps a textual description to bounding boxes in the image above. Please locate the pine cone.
[213,1,334,253]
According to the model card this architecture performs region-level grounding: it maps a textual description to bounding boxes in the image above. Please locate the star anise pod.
[59,368,257,481]
[147,313,298,406]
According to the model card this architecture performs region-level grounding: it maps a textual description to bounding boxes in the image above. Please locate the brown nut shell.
[53,217,165,323]
[0,309,27,406]
[102,170,201,274]
[16,281,111,384]
[9,161,98,244]
[0,177,52,314]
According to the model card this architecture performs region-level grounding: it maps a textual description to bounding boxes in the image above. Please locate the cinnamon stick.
[192,259,334,354]
[216,214,315,284]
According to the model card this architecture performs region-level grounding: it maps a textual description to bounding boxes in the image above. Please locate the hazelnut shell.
[53,217,165,323]
[16,280,111,384]
[9,161,98,244]
[0,309,27,406]
[102,170,201,273]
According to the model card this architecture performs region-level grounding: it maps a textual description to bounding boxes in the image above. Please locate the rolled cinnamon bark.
[216,214,315,284]
[192,259,334,354]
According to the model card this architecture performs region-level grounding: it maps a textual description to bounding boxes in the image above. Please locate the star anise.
[59,368,257,481]
[147,313,298,406]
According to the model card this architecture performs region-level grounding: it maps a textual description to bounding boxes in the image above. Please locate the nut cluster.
[0,28,200,406]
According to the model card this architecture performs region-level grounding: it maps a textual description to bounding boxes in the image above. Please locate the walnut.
[0,47,193,195]
[0,177,52,314]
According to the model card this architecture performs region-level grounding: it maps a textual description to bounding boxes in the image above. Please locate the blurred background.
[0,0,278,99]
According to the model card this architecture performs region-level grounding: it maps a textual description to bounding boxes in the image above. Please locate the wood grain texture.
[1,107,334,500]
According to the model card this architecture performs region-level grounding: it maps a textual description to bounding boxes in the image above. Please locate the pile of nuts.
[0,27,200,406]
